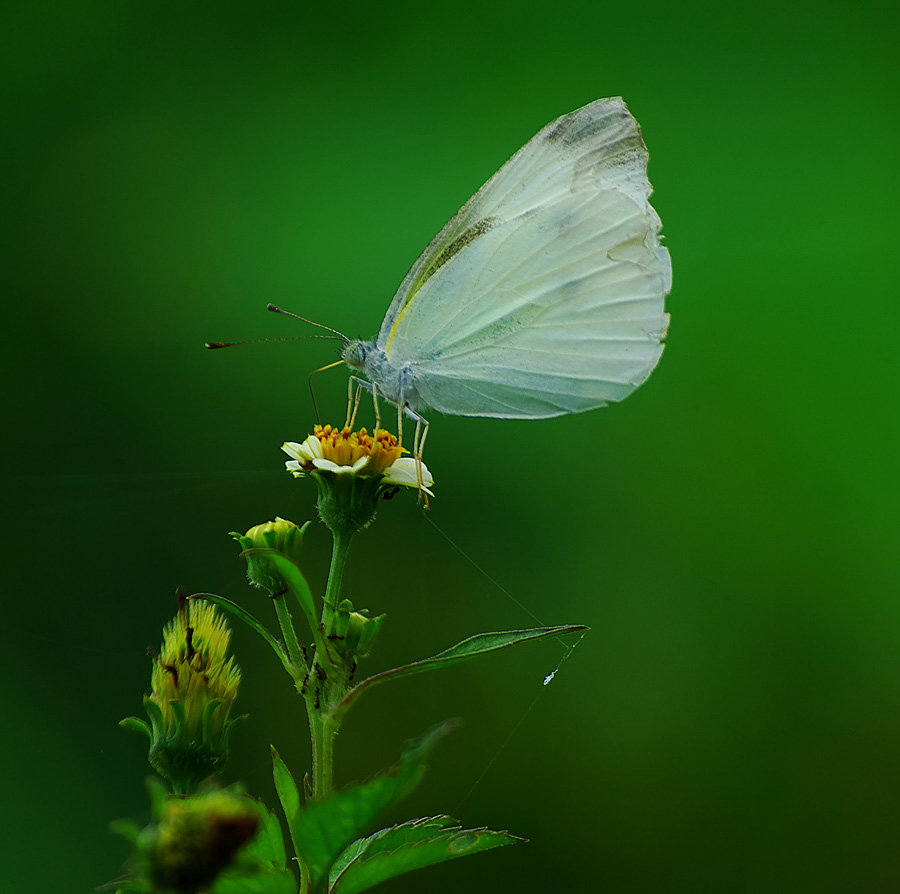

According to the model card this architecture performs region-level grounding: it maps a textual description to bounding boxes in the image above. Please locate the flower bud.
[230,517,307,595]
[332,599,386,658]
[138,788,260,892]
[123,597,242,793]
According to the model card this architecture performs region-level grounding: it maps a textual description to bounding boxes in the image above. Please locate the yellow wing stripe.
[386,217,496,351]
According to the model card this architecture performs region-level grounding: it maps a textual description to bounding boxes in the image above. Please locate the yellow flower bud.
[124,597,242,793]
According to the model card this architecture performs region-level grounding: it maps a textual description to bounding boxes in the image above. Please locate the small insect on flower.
[265,97,670,473]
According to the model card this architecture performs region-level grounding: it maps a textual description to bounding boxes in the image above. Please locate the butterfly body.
[342,340,421,411]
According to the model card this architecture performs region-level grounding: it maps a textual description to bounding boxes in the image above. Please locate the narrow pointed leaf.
[329,817,522,894]
[255,552,318,634]
[288,720,458,890]
[264,551,342,668]
[271,746,303,859]
[336,626,587,720]
[190,592,293,675]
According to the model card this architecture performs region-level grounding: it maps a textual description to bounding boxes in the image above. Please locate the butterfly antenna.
[204,335,337,349]
[267,304,349,343]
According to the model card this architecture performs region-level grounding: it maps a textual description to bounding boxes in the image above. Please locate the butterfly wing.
[376,97,671,419]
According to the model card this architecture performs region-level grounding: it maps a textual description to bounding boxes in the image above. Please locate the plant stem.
[321,526,353,636]
[272,593,305,673]
[309,709,337,799]
[307,524,354,800]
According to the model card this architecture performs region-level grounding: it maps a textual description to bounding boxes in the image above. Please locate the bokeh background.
[3,1,898,890]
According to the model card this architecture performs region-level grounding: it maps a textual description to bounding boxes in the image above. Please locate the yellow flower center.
[314,424,404,474]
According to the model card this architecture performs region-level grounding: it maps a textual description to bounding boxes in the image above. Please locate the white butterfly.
[282,98,670,460]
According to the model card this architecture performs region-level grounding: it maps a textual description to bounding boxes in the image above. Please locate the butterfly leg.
[345,377,363,430]
[370,381,383,436]
[347,376,384,436]
[413,414,430,469]
[403,406,430,505]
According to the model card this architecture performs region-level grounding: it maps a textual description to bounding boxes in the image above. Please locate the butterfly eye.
[341,342,366,369]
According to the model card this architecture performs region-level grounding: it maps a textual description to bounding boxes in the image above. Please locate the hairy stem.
[321,526,352,636]
[309,709,337,800]
[307,525,354,800]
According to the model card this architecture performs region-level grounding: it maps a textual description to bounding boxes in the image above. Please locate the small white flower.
[281,425,434,497]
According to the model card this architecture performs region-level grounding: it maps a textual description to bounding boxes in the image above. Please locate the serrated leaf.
[190,591,293,675]
[335,626,587,721]
[288,720,458,890]
[329,817,522,894]
[328,816,457,882]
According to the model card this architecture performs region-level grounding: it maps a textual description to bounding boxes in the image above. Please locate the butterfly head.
[341,340,367,370]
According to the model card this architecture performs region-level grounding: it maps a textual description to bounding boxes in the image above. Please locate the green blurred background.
[3,1,898,890]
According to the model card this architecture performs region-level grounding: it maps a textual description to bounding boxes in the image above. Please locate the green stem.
[321,526,353,636]
[272,593,306,674]
[309,709,337,800]
[306,525,354,800]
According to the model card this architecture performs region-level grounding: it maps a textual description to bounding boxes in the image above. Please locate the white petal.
[282,436,323,463]
[349,456,370,473]
[311,456,370,475]
[384,457,435,489]
[311,458,345,473]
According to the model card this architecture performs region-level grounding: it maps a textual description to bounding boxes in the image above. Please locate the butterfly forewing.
[372,98,670,419]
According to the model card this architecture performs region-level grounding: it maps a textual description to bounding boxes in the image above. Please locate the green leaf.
[271,746,304,865]
[255,552,319,636]
[241,795,290,869]
[189,592,293,675]
[287,720,458,890]
[210,874,296,894]
[328,816,457,881]
[328,817,522,894]
[211,796,296,894]
[336,625,587,721]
